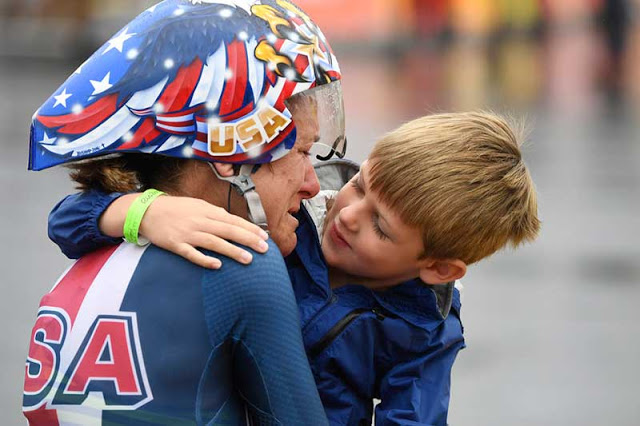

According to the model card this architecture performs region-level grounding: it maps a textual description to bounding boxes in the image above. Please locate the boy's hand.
[141,196,269,269]
[100,194,269,269]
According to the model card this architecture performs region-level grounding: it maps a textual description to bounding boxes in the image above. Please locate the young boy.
[291,112,539,424]
[47,112,540,425]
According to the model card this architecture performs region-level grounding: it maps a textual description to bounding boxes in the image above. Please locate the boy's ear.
[418,259,467,285]
[213,162,235,177]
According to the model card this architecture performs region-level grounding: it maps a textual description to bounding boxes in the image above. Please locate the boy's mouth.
[329,222,351,249]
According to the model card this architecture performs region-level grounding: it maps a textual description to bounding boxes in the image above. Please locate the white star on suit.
[90,72,113,95]
[103,27,136,54]
[53,88,72,108]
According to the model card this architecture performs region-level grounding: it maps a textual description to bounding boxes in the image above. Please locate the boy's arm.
[308,372,373,424]
[375,333,465,426]
[48,190,125,259]
[48,191,269,266]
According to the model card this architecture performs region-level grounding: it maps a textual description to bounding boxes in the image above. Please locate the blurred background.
[1,0,639,425]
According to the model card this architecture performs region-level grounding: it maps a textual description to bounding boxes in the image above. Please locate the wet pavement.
[1,29,639,425]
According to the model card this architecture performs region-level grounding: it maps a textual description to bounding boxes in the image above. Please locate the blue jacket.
[287,205,465,426]
[48,161,465,426]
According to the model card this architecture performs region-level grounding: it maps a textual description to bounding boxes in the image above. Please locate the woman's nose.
[299,158,320,199]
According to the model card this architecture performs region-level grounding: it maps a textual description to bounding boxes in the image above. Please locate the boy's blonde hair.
[368,111,540,264]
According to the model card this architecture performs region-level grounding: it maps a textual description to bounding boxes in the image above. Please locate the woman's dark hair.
[66,154,188,194]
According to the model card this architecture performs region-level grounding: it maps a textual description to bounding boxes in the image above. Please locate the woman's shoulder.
[205,238,286,274]
[140,239,288,286]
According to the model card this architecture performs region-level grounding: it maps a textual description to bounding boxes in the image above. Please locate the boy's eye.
[350,178,364,194]
[372,215,389,241]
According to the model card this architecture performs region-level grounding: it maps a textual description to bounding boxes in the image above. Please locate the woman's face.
[321,161,427,287]
[251,102,321,256]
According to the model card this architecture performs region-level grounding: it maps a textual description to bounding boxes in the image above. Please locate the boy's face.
[321,161,427,287]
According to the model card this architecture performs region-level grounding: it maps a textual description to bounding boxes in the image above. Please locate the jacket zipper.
[307,307,386,359]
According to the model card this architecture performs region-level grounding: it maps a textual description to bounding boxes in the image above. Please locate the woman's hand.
[99,194,269,269]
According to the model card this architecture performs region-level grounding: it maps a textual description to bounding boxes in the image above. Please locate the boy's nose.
[338,202,360,233]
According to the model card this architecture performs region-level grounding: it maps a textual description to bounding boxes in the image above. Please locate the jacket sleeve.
[48,190,125,259]
[375,331,465,426]
[312,367,373,425]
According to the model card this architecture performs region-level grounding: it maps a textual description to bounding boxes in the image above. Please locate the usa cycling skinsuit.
[23,233,329,425]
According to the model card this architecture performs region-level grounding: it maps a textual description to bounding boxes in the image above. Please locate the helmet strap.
[207,163,269,232]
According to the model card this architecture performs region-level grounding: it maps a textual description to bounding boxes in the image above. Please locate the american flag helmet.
[28,0,344,171]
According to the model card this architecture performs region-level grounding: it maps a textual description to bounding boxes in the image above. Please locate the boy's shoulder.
[371,282,464,359]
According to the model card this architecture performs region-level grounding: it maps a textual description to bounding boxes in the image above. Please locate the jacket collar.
[370,279,458,329]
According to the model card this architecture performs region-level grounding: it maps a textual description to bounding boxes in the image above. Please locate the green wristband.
[123,189,165,246]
